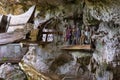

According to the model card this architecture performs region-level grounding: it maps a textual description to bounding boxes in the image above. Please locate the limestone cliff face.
[84,1,120,79]
[86,0,120,23]
[92,22,120,64]
[84,0,120,66]
[0,0,120,79]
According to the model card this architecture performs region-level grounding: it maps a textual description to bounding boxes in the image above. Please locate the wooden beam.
[61,45,92,51]
[45,33,48,42]
[0,30,25,45]
[38,17,54,29]
[19,62,53,80]
[42,31,63,35]
[9,23,25,26]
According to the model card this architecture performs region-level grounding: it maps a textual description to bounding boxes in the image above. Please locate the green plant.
[2,57,8,61]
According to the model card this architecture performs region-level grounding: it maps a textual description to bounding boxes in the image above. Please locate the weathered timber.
[9,5,36,26]
[0,15,8,33]
[61,45,92,51]
[42,31,63,35]
[9,23,25,26]
[0,30,25,45]
[7,5,36,32]
[37,17,54,41]
[19,62,60,80]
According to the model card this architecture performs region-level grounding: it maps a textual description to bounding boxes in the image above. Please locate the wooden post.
[45,33,48,42]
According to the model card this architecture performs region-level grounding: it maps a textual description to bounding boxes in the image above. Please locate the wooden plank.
[30,29,39,41]
[19,62,60,80]
[42,31,62,35]
[45,33,48,42]
[9,23,25,26]
[0,30,25,45]
[61,45,92,51]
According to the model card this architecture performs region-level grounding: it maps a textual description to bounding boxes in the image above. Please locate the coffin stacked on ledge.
[0,5,36,45]
[0,5,36,64]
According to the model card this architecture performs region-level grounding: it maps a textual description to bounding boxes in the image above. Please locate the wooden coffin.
[0,30,25,45]
[7,5,36,32]
[0,5,36,45]
[0,5,36,33]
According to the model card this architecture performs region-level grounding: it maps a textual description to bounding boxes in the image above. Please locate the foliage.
[2,57,8,61]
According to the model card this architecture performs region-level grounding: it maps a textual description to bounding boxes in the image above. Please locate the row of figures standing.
[63,24,91,45]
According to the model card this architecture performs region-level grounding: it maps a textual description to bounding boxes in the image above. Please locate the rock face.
[81,0,120,79]
[21,44,50,73]
[0,0,120,80]
[0,63,27,80]
[92,22,120,64]
[20,43,95,80]
[86,0,120,23]
[91,22,120,80]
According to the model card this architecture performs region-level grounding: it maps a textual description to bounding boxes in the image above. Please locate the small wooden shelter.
[22,17,62,45]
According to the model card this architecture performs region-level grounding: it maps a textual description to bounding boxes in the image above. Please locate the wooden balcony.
[61,45,93,52]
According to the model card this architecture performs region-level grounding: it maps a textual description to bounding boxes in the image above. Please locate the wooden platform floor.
[61,45,92,51]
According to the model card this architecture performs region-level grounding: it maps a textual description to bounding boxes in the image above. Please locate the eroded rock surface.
[0,63,27,80]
